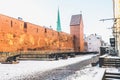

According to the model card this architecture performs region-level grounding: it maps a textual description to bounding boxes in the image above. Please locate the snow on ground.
[105,55,120,59]
[106,67,120,73]
[63,65,105,80]
[0,54,96,80]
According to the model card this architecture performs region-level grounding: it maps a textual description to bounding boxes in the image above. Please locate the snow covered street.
[0,54,99,80]
[63,66,105,80]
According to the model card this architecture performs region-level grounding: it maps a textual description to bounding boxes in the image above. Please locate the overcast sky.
[0,0,113,43]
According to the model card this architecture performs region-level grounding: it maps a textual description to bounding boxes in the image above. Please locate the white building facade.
[85,34,102,53]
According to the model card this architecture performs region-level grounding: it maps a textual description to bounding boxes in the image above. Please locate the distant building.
[18,17,23,20]
[84,34,103,53]
[113,0,120,56]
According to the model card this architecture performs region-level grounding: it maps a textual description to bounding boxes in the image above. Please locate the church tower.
[56,8,62,32]
[70,14,84,52]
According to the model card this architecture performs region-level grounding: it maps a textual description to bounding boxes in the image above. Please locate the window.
[45,28,47,33]
[11,20,13,27]
[58,32,60,36]
[89,43,91,45]
[37,28,38,33]
[97,37,100,39]
[24,22,27,29]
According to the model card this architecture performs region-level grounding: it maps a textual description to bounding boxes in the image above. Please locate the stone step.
[104,72,120,80]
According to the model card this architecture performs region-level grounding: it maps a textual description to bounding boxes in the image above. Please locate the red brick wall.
[0,14,25,52]
[0,14,74,52]
[59,32,73,51]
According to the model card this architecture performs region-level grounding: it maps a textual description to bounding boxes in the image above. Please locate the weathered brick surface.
[0,14,74,53]
[70,17,84,52]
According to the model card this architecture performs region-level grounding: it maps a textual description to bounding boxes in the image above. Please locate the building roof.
[70,14,82,26]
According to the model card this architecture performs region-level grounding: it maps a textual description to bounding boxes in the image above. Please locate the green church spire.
[57,8,61,32]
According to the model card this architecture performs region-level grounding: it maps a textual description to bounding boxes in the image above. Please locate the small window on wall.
[24,22,27,29]
[58,32,60,36]
[45,28,47,33]
[73,35,76,39]
[11,20,13,27]
[37,28,38,33]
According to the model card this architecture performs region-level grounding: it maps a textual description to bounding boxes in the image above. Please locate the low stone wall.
[0,52,8,62]
[0,52,20,62]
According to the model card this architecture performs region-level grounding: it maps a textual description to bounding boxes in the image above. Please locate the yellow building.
[113,0,120,56]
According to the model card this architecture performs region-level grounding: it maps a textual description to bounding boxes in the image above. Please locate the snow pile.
[63,66,105,80]
[105,55,120,59]
[0,54,95,80]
